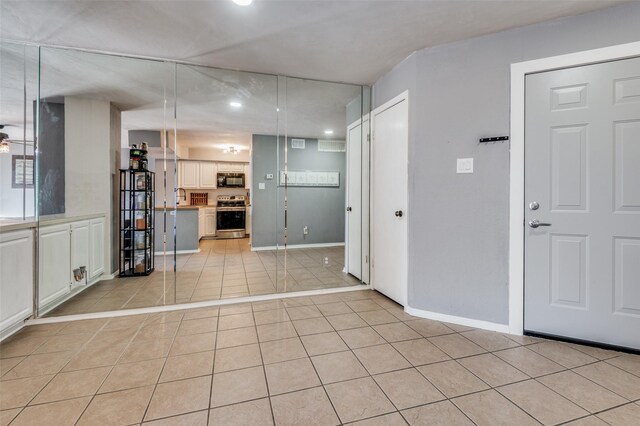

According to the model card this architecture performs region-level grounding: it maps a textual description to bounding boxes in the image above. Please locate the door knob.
[529,201,539,211]
[528,220,551,228]
[346,207,352,212]
[395,210,403,217]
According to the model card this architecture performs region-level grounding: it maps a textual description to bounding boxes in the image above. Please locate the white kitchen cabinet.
[71,220,91,285]
[0,230,34,336]
[198,208,205,239]
[218,162,245,173]
[204,208,216,236]
[89,217,105,278]
[39,223,72,307]
[244,163,251,189]
[179,161,200,188]
[199,162,217,188]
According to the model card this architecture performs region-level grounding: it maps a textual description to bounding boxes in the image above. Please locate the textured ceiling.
[0,0,624,84]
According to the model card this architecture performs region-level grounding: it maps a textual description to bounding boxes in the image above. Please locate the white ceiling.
[0,0,624,84]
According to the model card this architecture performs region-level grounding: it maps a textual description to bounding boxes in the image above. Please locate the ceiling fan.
[0,125,34,153]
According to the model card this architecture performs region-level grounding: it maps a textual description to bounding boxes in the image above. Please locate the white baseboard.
[26,285,371,325]
[252,242,345,252]
[404,305,511,334]
[154,249,200,255]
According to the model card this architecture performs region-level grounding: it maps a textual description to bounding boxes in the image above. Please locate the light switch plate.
[258,182,266,190]
[266,173,274,180]
[456,158,474,174]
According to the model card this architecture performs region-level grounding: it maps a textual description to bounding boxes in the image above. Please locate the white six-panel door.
[525,57,640,349]
[371,92,408,306]
[346,119,363,280]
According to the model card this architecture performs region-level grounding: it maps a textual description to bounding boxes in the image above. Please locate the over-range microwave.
[217,173,245,188]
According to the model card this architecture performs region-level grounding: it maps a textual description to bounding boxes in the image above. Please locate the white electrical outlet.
[258,182,266,190]
[324,257,329,265]
[303,226,309,235]
[456,158,474,174]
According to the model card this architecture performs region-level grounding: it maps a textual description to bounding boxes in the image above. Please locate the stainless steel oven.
[216,195,246,239]
[217,173,245,188]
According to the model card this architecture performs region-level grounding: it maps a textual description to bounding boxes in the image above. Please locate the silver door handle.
[395,210,403,217]
[528,220,551,228]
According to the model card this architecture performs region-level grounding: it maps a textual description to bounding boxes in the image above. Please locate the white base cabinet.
[204,208,216,237]
[90,218,105,278]
[0,230,34,337]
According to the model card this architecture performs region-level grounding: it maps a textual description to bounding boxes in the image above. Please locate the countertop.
[1,212,106,233]
[0,219,36,233]
[154,205,215,211]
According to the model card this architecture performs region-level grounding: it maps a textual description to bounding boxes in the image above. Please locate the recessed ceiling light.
[232,0,253,6]
[324,130,334,135]
[229,101,242,108]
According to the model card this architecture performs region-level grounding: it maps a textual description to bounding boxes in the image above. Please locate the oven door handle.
[216,207,246,212]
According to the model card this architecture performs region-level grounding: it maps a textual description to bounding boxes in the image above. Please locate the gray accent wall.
[372,2,640,325]
[252,134,346,248]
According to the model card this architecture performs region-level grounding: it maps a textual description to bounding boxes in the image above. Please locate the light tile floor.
[2,290,639,425]
[48,238,360,317]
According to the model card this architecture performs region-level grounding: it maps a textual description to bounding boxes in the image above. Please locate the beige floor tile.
[353,344,411,375]
[292,317,334,336]
[265,358,320,395]
[260,337,307,365]
[417,361,489,398]
[178,317,218,335]
[458,353,529,387]
[253,309,290,325]
[494,346,564,377]
[0,408,20,426]
[145,410,209,425]
[10,396,90,426]
[301,332,349,356]
[346,412,408,426]
[574,362,640,400]
[58,318,108,334]
[372,323,421,343]
[0,335,49,359]
[0,375,53,410]
[564,416,610,426]
[564,343,620,361]
[182,308,219,321]
[77,385,154,425]
[357,310,400,326]
[0,356,24,376]
[460,329,521,352]
[270,386,339,426]
[218,312,255,330]
[2,351,74,380]
[256,322,298,342]
[338,327,386,349]
[103,315,148,331]
[145,376,211,421]
[316,302,353,316]
[497,379,588,425]
[119,338,173,363]
[538,370,628,413]
[597,403,640,426]
[286,306,323,320]
[452,389,539,426]
[214,344,262,373]
[62,345,124,371]
[327,313,368,330]
[391,339,450,366]
[528,342,598,368]
[160,351,214,382]
[100,358,165,393]
[606,354,640,376]
[428,334,485,359]
[170,332,217,356]
[31,332,94,354]
[401,400,474,426]
[311,351,368,384]
[219,304,253,316]
[326,377,395,423]
[209,398,273,426]
[216,327,258,349]
[134,322,180,342]
[346,300,383,313]
[373,368,444,410]
[31,366,110,404]
[210,366,267,407]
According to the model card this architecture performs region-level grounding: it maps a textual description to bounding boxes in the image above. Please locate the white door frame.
[370,90,409,305]
[508,41,640,335]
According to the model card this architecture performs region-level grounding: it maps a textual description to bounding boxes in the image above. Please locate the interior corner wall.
[372,2,640,325]
[110,104,121,274]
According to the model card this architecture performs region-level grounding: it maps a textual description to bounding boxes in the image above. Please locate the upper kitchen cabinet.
[179,161,199,188]
[244,163,251,189]
[200,162,217,188]
[218,162,245,173]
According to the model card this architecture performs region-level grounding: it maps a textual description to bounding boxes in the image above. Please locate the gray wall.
[154,208,199,252]
[373,2,640,325]
[252,134,346,248]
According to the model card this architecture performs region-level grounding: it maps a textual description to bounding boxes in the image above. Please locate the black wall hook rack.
[479,136,509,143]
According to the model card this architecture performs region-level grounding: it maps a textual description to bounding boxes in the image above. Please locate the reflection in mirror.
[37,48,175,316]
[0,42,38,221]
[273,77,367,293]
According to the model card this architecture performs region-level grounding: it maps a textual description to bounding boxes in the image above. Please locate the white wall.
[0,143,35,218]
[188,147,250,163]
